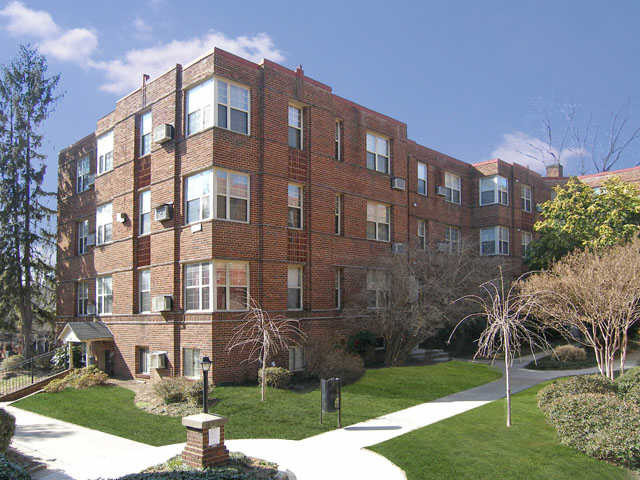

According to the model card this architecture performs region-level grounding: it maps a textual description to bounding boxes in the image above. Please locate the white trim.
[366,132,390,174]
[366,201,390,242]
[287,183,303,229]
[287,265,303,311]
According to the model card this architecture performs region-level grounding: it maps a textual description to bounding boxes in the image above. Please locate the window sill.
[287,308,303,312]
[95,242,114,248]
[367,238,390,243]
[95,169,114,178]
[184,217,250,228]
[365,167,391,177]
[287,226,304,231]
[184,309,249,314]
[138,233,151,238]
[186,124,251,140]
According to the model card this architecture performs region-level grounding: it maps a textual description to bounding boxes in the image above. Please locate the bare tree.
[227,295,306,401]
[522,238,640,379]
[450,267,550,427]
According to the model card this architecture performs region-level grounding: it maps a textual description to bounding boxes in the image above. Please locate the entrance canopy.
[58,322,113,343]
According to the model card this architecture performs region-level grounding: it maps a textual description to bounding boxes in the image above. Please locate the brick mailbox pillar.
[181,413,230,469]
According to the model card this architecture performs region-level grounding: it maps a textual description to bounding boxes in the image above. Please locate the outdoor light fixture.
[201,356,212,413]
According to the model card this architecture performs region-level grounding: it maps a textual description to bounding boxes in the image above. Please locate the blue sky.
[1,0,639,196]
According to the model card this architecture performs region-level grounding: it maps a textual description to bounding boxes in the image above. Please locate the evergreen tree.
[0,45,60,358]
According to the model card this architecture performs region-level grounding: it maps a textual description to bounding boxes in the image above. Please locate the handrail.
[0,348,68,396]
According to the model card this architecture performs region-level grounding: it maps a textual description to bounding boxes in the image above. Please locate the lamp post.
[200,356,212,413]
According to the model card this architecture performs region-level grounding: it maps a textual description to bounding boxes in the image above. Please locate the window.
[366,202,390,242]
[216,79,249,134]
[139,269,151,313]
[288,184,303,229]
[138,347,150,374]
[140,111,152,156]
[522,231,532,257]
[445,226,460,253]
[139,190,151,235]
[366,133,390,174]
[96,203,113,245]
[183,347,201,378]
[215,262,248,311]
[186,79,214,135]
[479,175,508,206]
[521,184,532,212]
[367,270,389,309]
[77,219,89,255]
[77,155,91,193]
[335,120,343,161]
[417,162,427,195]
[444,172,461,204]
[288,105,302,149]
[77,281,89,316]
[480,226,510,256]
[185,169,249,224]
[417,220,426,249]
[96,276,113,315]
[287,266,303,310]
[97,130,113,175]
[289,346,305,372]
[335,267,343,309]
[185,263,211,311]
[335,194,342,235]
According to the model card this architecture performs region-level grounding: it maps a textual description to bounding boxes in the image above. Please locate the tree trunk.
[261,330,267,402]
[620,330,628,375]
[504,330,511,428]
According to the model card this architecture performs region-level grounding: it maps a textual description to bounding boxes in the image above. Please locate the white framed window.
[479,175,508,206]
[183,347,201,379]
[417,162,427,195]
[216,79,249,134]
[335,267,343,309]
[288,105,302,149]
[521,184,532,212]
[335,194,342,235]
[138,346,150,374]
[77,281,89,316]
[96,276,113,315]
[289,346,305,372]
[288,184,303,229]
[139,269,151,313]
[97,130,114,175]
[287,265,303,310]
[215,262,248,311]
[185,169,249,224]
[96,203,113,245]
[186,79,214,136]
[522,231,532,257]
[335,120,343,161]
[140,111,152,157]
[185,263,211,311]
[77,155,91,193]
[139,190,151,235]
[444,172,461,204]
[366,202,390,242]
[77,219,89,255]
[480,226,510,256]
[367,270,389,309]
[445,226,460,253]
[417,220,426,249]
[186,170,211,224]
[366,132,390,174]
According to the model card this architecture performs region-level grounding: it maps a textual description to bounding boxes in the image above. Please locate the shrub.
[113,470,254,479]
[184,379,215,406]
[152,377,190,404]
[0,410,15,454]
[43,377,67,393]
[615,366,640,395]
[585,419,640,468]
[0,355,24,373]
[0,453,29,480]
[623,384,640,407]
[553,344,587,362]
[43,366,108,393]
[346,331,377,356]
[537,374,616,411]
[306,338,364,385]
[258,367,292,389]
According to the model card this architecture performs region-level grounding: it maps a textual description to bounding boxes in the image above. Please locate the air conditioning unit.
[154,204,173,222]
[152,295,173,312]
[85,233,96,247]
[86,174,95,187]
[150,351,167,369]
[391,177,406,191]
[86,303,96,315]
[153,124,174,144]
[391,242,406,254]
[116,212,127,223]
[437,242,449,252]
[436,186,448,196]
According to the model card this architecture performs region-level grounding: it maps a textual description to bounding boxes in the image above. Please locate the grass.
[13,360,500,446]
[370,383,633,480]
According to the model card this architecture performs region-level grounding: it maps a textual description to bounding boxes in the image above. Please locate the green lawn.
[13,361,499,446]
[370,383,633,480]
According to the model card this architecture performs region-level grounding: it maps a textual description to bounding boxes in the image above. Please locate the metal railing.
[0,348,68,396]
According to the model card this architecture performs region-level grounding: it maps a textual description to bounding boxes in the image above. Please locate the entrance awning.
[58,322,114,343]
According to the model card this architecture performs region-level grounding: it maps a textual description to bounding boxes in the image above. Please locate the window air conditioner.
[152,295,173,312]
[86,233,96,246]
[391,177,406,191]
[150,351,167,369]
[436,186,448,196]
[153,124,174,144]
[391,242,406,254]
[154,204,173,222]
[116,213,127,223]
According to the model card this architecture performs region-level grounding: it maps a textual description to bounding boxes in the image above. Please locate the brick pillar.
[181,414,229,469]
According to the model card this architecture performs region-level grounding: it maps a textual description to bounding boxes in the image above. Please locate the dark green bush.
[258,367,292,389]
[0,355,24,373]
[113,471,255,479]
[184,379,215,406]
[346,331,377,356]
[0,453,30,480]
[615,366,640,395]
[584,418,640,468]
[537,374,616,411]
[0,410,15,454]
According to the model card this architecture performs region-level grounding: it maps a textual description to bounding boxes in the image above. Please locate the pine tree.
[0,45,60,358]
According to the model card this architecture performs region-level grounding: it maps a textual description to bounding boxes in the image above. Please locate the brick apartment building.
[55,47,636,383]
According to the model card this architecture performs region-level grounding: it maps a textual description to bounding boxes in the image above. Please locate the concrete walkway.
[6,355,634,480]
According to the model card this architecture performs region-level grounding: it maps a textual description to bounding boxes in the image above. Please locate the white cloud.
[490,131,589,174]
[90,31,285,94]
[0,1,97,63]
[133,17,152,34]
